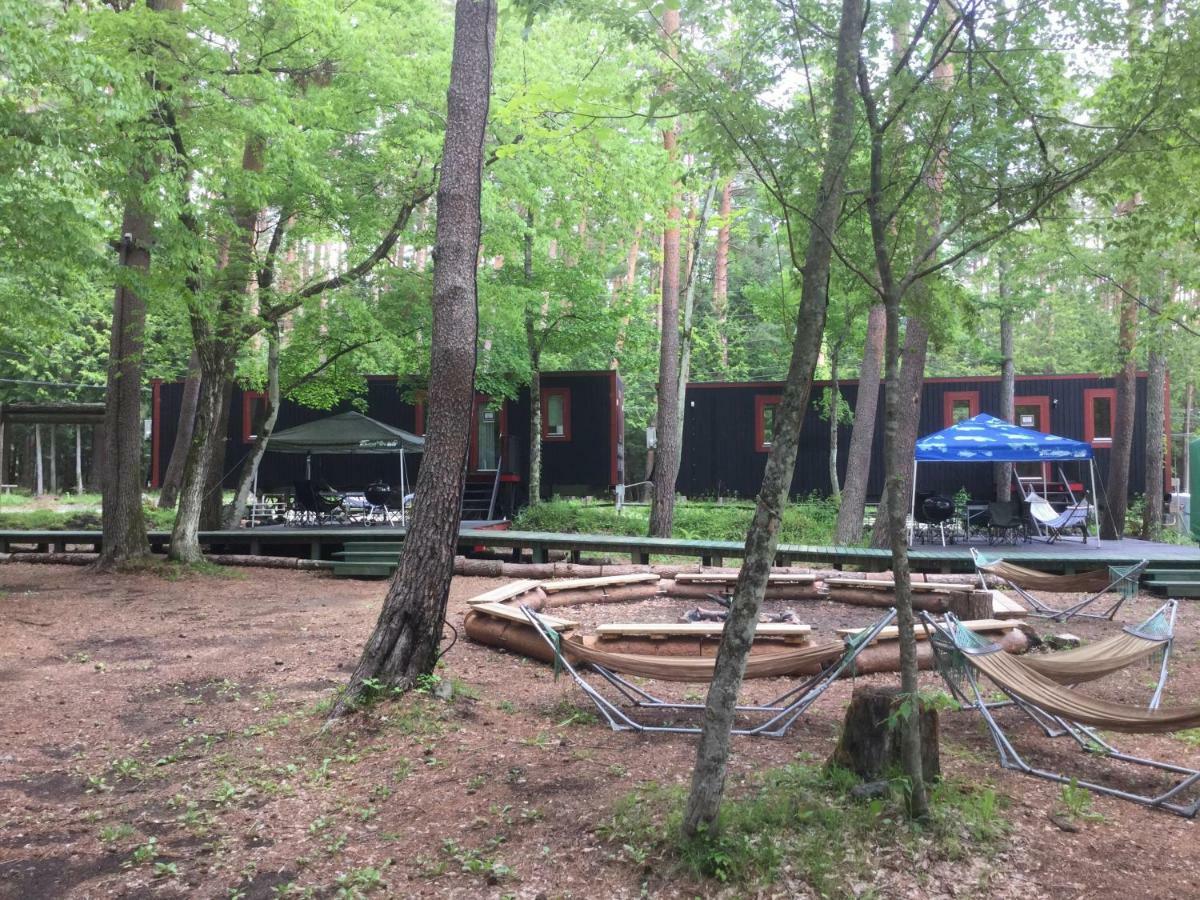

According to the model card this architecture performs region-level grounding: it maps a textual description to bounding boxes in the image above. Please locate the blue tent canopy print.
[910,414,1100,546]
[915,414,1093,463]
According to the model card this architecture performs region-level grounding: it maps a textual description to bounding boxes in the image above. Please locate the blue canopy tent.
[911,413,1099,546]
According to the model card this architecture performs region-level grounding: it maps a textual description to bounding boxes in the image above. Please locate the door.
[1013,396,1051,485]
[475,401,502,472]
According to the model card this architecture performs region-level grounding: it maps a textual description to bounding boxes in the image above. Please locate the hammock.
[522,606,897,737]
[923,611,1200,817]
[1019,599,1176,708]
[562,635,843,682]
[972,548,1146,621]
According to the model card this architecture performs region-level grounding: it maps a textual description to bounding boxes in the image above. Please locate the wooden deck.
[1,525,1196,576]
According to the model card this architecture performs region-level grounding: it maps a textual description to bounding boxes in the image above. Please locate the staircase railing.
[486,457,502,520]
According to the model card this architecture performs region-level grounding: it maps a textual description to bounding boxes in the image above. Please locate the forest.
[2,0,1200,897]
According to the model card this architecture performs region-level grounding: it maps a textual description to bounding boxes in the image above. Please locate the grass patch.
[513,497,842,545]
[598,764,1009,892]
[0,502,175,531]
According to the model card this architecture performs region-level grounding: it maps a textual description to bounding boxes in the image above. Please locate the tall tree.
[834,303,884,542]
[332,0,496,713]
[682,0,863,835]
[649,7,682,538]
[99,0,185,569]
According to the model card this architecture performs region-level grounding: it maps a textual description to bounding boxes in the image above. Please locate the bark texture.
[524,210,542,505]
[681,0,862,836]
[1141,301,1166,539]
[827,685,940,783]
[98,209,152,567]
[834,303,885,543]
[158,351,201,508]
[224,323,281,528]
[675,177,719,446]
[995,304,1015,501]
[332,0,495,714]
[713,179,732,369]
[649,8,682,539]
[870,317,929,548]
[1105,284,1138,538]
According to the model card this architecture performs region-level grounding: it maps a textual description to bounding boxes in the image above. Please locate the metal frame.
[522,607,897,738]
[972,548,1147,622]
[922,611,1199,818]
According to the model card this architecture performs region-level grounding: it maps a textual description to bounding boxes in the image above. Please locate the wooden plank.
[987,589,1027,617]
[541,573,660,592]
[465,580,542,606]
[825,578,970,592]
[837,618,1024,643]
[472,601,577,631]
[595,621,811,637]
[675,573,816,585]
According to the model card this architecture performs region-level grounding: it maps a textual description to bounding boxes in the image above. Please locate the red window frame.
[942,391,979,427]
[1013,395,1051,433]
[541,387,571,441]
[1084,387,1116,446]
[242,391,266,443]
[754,395,781,453]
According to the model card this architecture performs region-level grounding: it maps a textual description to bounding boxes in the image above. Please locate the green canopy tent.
[265,411,425,525]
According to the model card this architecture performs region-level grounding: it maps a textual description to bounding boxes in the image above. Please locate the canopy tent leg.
[908,461,919,546]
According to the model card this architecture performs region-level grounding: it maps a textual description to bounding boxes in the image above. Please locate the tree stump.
[948,589,993,621]
[827,685,940,784]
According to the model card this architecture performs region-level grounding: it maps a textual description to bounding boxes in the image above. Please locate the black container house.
[677,373,1167,503]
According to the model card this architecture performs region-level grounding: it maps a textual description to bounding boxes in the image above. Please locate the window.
[242,391,266,443]
[942,391,979,427]
[541,387,571,441]
[755,395,781,452]
[1084,388,1116,446]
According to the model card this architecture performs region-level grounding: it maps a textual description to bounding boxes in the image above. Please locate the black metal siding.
[678,375,1151,502]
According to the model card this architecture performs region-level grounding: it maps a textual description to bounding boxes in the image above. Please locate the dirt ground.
[1,563,1197,899]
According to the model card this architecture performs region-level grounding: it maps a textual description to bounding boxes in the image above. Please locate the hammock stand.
[522,606,896,738]
[923,611,1200,818]
[972,548,1147,622]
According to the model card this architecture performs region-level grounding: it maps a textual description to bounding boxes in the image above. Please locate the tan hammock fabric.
[978,559,1111,593]
[563,635,843,682]
[1021,632,1167,684]
[968,650,1200,734]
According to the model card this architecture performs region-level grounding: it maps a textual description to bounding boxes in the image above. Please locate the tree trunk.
[675,176,720,447]
[75,426,83,495]
[995,301,1015,501]
[200,376,234,530]
[49,426,57,495]
[713,179,732,370]
[1142,297,1166,539]
[524,209,543,506]
[649,8,682,539]
[98,220,151,567]
[870,317,929,548]
[168,351,230,562]
[35,425,44,497]
[331,0,495,715]
[827,685,939,784]
[682,0,862,836]
[158,350,201,508]
[835,303,885,543]
[1185,382,1194,494]
[1105,283,1138,538]
[224,323,281,528]
[828,343,842,498]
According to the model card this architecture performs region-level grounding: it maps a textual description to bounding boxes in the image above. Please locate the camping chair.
[972,548,1146,622]
[1025,492,1090,543]
[985,501,1025,545]
[522,607,897,738]
[293,480,344,525]
[922,611,1200,818]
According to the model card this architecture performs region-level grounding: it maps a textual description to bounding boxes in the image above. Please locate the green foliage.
[513,497,841,545]
[599,764,1010,890]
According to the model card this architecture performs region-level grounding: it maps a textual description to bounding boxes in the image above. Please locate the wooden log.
[205,554,333,570]
[836,618,1025,644]
[846,640,936,675]
[541,573,660,591]
[3,552,99,566]
[538,584,661,608]
[827,685,940,783]
[463,610,570,665]
[594,621,811,638]
[661,581,821,601]
[948,589,994,621]
[823,588,951,612]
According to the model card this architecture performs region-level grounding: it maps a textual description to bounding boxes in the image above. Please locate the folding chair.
[522,607,897,738]
[1026,493,1090,543]
[923,612,1200,818]
[972,548,1146,622]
